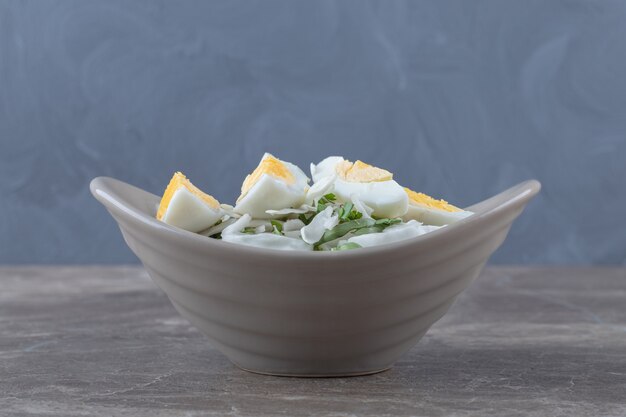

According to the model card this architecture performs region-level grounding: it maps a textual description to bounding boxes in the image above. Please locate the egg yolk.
[239,154,295,199]
[336,160,393,182]
[404,188,461,212]
[157,172,220,220]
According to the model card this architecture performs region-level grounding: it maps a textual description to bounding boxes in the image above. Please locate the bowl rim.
[91,176,541,260]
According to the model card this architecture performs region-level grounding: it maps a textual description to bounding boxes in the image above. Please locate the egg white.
[402,204,473,226]
[333,179,408,219]
[161,187,222,233]
[311,156,408,219]
[310,156,345,183]
[234,158,310,219]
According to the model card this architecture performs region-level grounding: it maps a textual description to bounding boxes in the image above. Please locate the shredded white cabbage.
[300,206,339,244]
[265,205,315,216]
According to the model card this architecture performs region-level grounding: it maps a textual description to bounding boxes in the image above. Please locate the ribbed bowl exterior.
[92,177,540,376]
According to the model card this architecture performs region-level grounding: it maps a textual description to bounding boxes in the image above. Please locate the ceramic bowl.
[91,177,540,377]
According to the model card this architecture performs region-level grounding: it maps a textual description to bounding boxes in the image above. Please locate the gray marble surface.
[1,266,625,416]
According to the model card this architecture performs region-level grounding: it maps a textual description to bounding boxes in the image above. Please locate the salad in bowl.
[156,153,474,252]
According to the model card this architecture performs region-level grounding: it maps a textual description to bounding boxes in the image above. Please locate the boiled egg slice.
[340,220,440,248]
[310,156,345,183]
[234,153,310,219]
[331,159,409,219]
[156,172,223,233]
[401,188,473,226]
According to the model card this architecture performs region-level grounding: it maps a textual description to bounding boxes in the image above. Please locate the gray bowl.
[91,177,540,377]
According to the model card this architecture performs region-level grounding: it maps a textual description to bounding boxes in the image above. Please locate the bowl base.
[233,362,392,378]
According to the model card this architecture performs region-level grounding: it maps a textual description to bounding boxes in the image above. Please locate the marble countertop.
[1,266,625,416]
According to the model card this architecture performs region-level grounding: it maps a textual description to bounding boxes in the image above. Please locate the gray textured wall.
[1,0,624,265]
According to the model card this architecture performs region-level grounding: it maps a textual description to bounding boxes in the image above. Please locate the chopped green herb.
[314,217,401,248]
[314,218,376,247]
[339,202,352,219]
[270,220,283,235]
[347,210,363,221]
[336,202,363,222]
[242,227,258,234]
[315,193,337,213]
[370,214,402,222]
[352,225,385,236]
[374,218,401,226]
[347,204,363,221]
[299,213,314,225]
[331,242,362,251]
